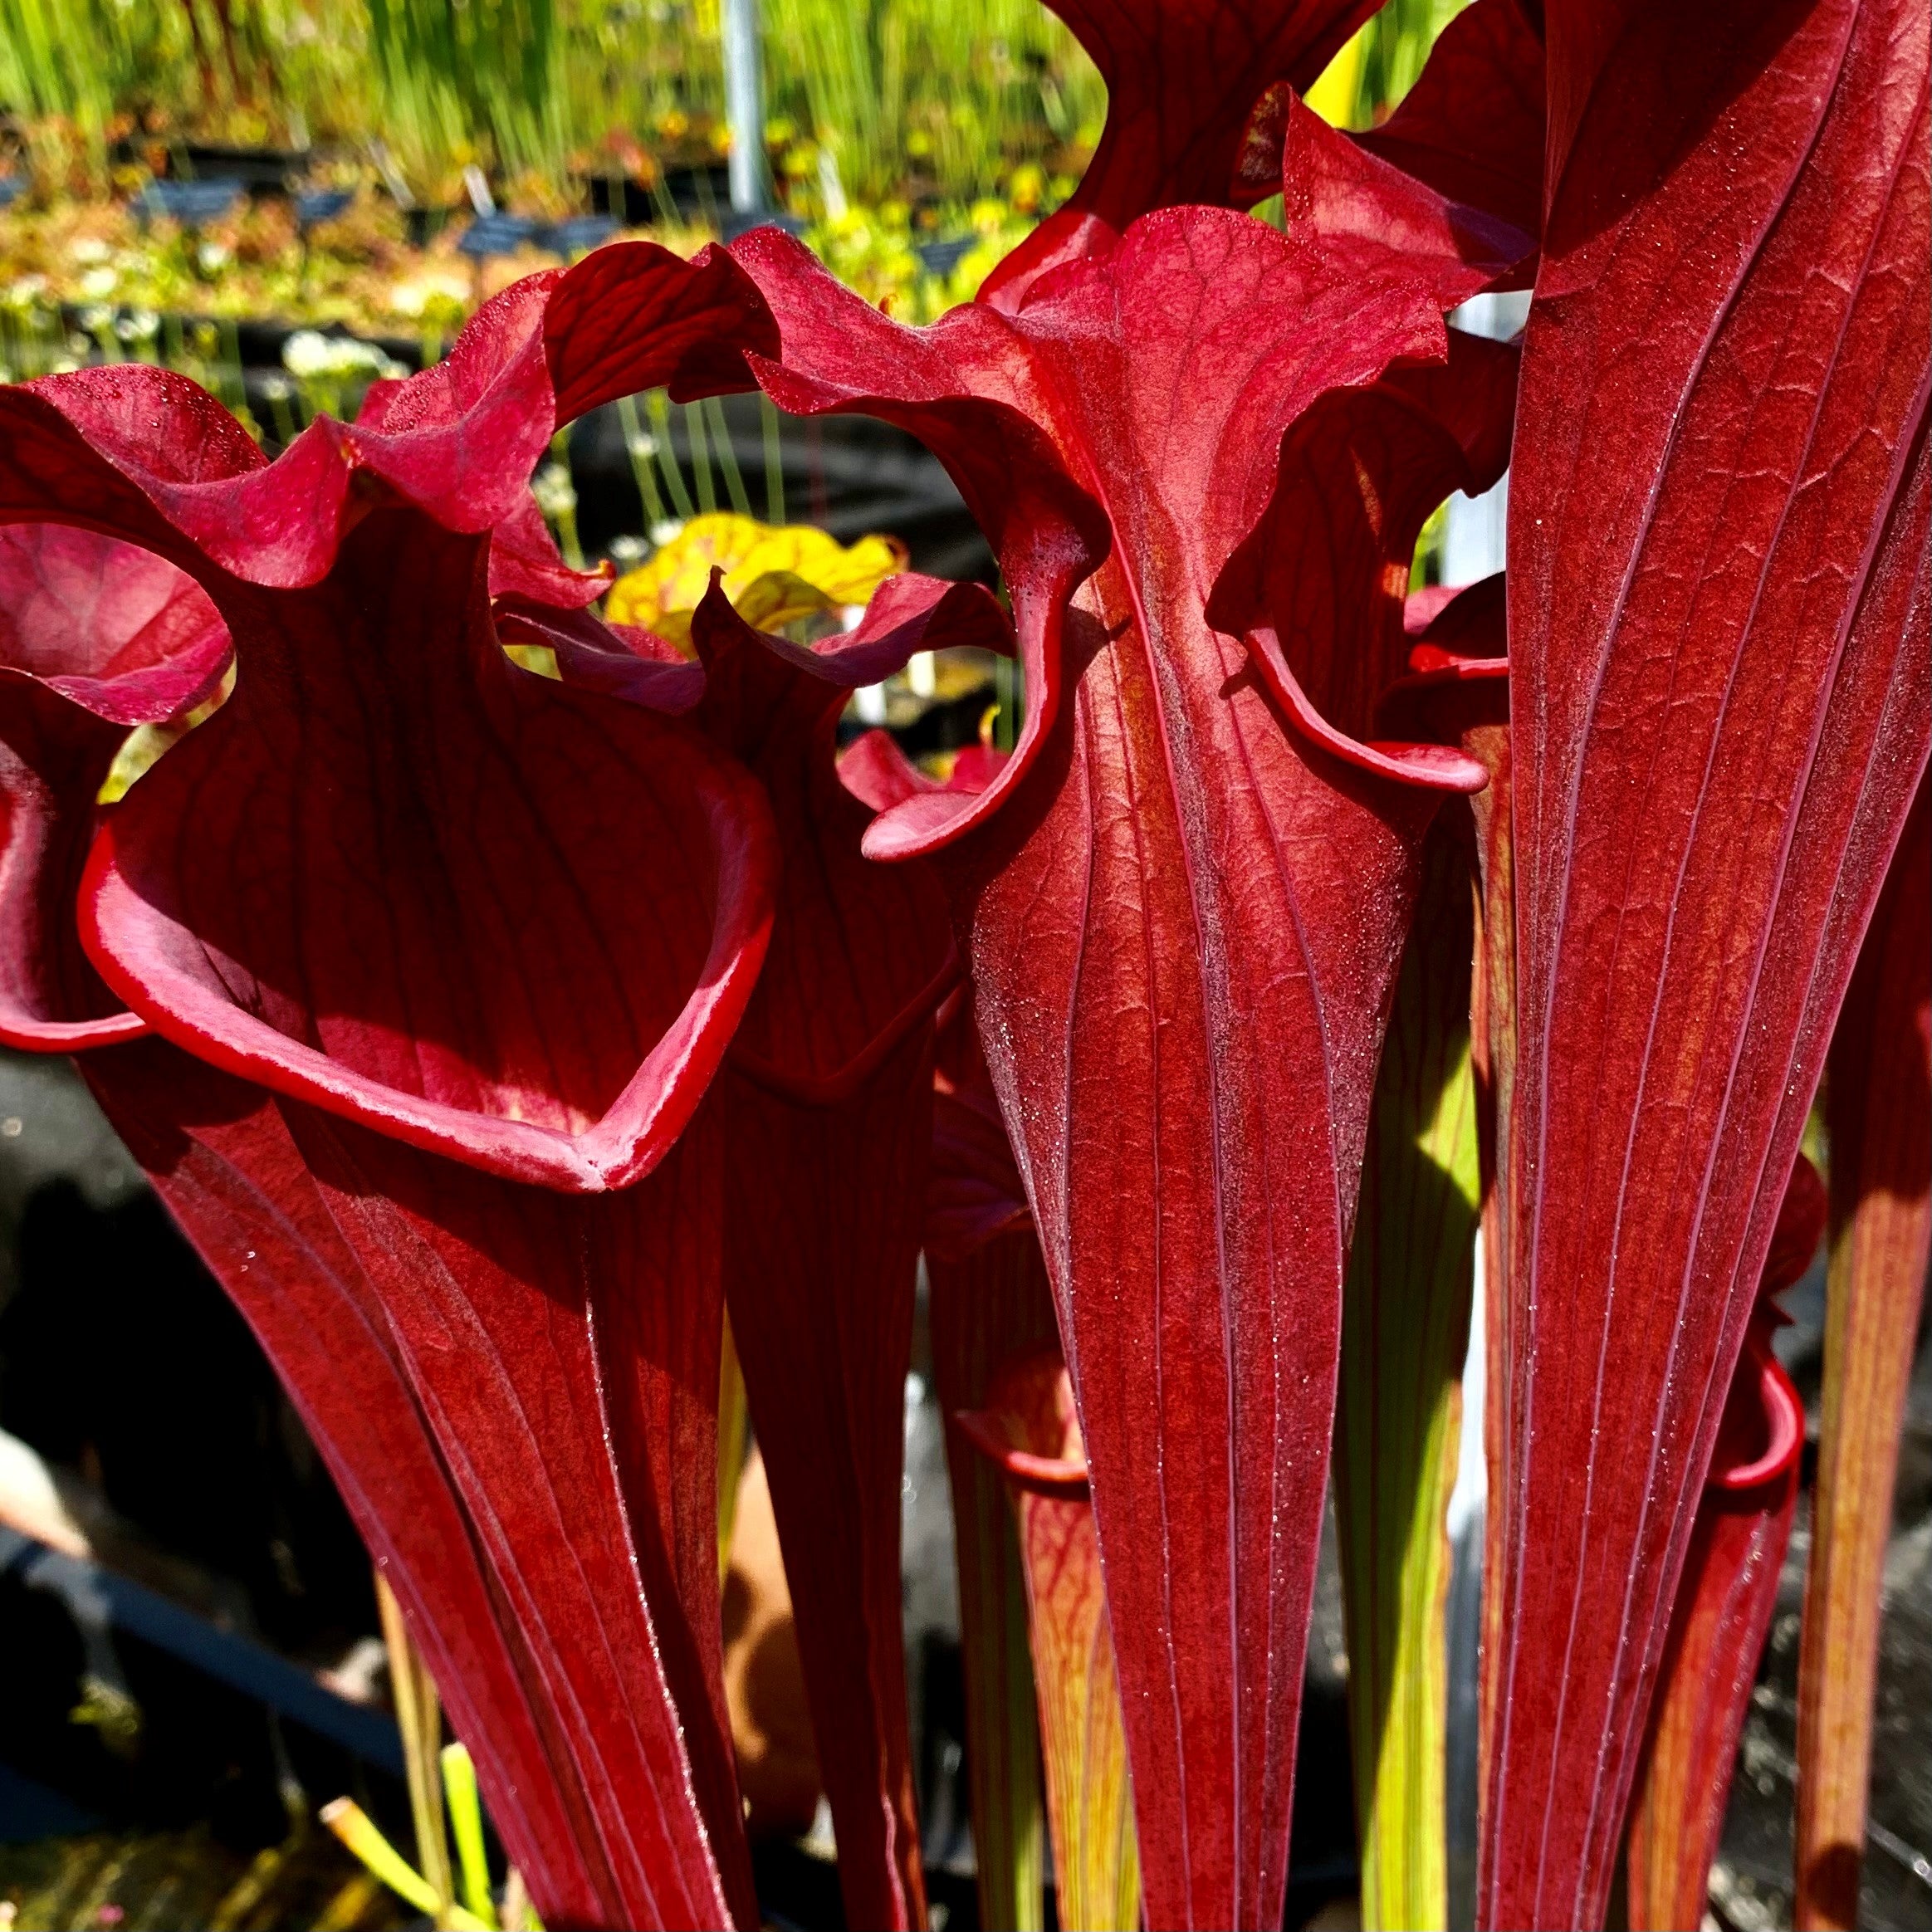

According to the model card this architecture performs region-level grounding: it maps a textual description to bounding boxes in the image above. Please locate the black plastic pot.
[659,159,735,225]
[173,143,310,197]
[295,188,355,233]
[566,391,993,587]
[53,305,423,379]
[129,180,244,228]
[915,236,976,278]
[402,205,462,249]
[455,213,540,261]
[584,173,662,226]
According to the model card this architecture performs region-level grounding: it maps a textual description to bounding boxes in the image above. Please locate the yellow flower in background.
[605,513,907,645]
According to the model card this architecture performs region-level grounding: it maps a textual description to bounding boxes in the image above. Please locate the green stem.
[717,1312,751,1584]
[703,394,752,516]
[929,1234,1054,1932]
[682,398,717,515]
[218,317,246,413]
[440,1743,500,1930]
[761,392,786,524]
[549,428,584,570]
[617,392,669,533]
[1334,826,1480,1932]
[993,649,1020,753]
[374,1572,456,1915]
[645,389,695,521]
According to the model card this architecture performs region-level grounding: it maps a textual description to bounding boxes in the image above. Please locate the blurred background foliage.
[0,0,1455,213]
[0,0,1107,209]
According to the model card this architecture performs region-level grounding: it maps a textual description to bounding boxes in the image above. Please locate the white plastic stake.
[721,0,770,217]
